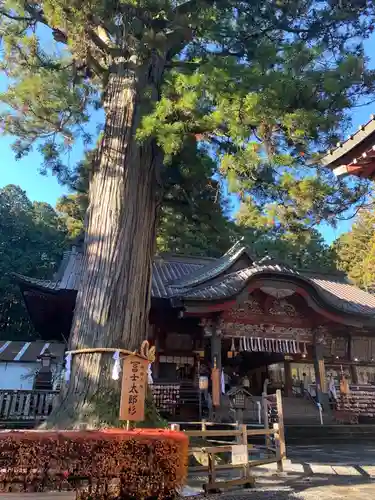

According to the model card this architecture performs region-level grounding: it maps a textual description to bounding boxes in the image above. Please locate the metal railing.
[290,385,323,424]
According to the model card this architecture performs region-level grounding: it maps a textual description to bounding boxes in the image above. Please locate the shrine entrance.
[223,350,285,396]
[196,282,323,410]
[218,333,314,398]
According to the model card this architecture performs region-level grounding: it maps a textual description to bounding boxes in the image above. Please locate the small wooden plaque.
[231,444,248,465]
[119,355,148,421]
[211,368,221,407]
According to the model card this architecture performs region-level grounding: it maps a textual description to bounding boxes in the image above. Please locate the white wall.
[0,362,39,390]
[0,362,64,391]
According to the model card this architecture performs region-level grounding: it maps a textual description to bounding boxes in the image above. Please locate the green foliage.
[0,185,67,339]
[158,144,239,257]
[236,200,337,270]
[56,193,87,242]
[54,143,238,257]
[334,208,375,290]
[142,45,374,226]
[0,0,375,232]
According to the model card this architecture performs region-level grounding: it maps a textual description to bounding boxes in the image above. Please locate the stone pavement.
[186,443,375,499]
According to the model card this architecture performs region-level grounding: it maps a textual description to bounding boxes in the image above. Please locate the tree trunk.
[45,59,165,429]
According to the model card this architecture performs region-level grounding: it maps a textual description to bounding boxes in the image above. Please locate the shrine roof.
[320,114,375,178]
[0,341,65,362]
[13,245,375,319]
[172,259,375,317]
[167,239,254,288]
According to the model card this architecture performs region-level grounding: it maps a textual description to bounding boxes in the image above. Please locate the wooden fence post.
[276,389,286,471]
[240,424,253,487]
[207,451,216,489]
[262,392,271,456]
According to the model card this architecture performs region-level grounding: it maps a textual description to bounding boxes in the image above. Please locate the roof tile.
[12,246,375,319]
[0,341,65,362]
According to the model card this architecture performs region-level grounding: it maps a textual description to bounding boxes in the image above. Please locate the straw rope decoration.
[64,340,156,382]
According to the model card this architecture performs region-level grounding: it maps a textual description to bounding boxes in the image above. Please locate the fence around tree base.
[171,389,286,494]
[0,390,58,425]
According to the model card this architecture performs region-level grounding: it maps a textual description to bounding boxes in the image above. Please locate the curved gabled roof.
[13,243,375,322]
[173,262,375,318]
[320,114,375,168]
[168,238,254,289]
[320,114,375,179]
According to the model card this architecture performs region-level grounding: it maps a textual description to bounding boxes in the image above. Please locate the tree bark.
[45,58,165,429]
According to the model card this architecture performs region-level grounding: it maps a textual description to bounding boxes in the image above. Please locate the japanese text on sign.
[231,445,248,465]
[120,355,148,421]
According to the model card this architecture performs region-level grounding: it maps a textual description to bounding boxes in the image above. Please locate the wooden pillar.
[350,365,358,385]
[283,360,292,397]
[262,392,271,456]
[349,336,359,384]
[276,389,286,470]
[313,327,330,411]
[153,328,160,379]
[211,321,222,407]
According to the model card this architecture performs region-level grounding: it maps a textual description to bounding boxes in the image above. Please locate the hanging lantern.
[199,376,209,391]
[228,338,236,358]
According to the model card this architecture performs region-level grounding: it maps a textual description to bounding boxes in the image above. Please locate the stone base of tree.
[0,429,188,499]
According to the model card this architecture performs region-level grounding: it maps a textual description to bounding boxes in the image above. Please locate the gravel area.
[185,444,375,500]
[188,480,375,500]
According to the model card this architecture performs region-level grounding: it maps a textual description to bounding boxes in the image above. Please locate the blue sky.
[0,35,374,245]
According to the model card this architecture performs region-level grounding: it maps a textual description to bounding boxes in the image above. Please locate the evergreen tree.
[335,208,375,290]
[156,145,239,256]
[0,1,374,427]
[236,200,337,270]
[0,185,67,340]
[56,193,87,242]
[57,145,238,255]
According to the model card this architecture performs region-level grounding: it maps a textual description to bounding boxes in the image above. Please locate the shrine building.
[321,114,375,179]
[13,240,375,423]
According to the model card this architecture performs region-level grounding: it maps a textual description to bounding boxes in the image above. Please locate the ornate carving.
[218,319,313,342]
[268,299,298,317]
[225,296,263,321]
[330,336,348,358]
[242,297,264,314]
[351,336,372,362]
[220,292,312,328]
[314,326,328,346]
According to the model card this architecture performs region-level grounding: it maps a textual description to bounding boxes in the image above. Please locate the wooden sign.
[119,355,148,421]
[211,368,220,407]
[340,377,350,395]
[231,444,248,465]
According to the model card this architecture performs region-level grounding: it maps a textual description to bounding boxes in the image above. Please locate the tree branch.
[166,27,194,60]
[85,27,125,57]
[0,9,33,22]
[173,0,215,16]
[23,4,68,43]
[86,51,107,76]
[166,60,200,70]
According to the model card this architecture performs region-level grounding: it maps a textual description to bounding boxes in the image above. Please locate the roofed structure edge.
[173,269,375,325]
